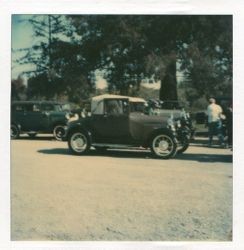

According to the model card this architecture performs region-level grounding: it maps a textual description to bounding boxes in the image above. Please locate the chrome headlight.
[176,120,181,128]
[167,117,175,131]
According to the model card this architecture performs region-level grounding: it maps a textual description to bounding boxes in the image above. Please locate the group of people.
[207,98,232,148]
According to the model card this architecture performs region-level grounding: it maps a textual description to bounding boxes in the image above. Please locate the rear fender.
[66,123,92,142]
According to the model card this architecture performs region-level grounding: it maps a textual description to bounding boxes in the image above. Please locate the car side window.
[13,104,25,112]
[42,104,54,111]
[33,104,41,112]
[25,104,34,112]
[105,100,128,115]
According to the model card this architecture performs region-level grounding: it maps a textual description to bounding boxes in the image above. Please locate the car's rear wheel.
[150,133,177,159]
[53,125,66,141]
[68,131,91,155]
[11,124,20,139]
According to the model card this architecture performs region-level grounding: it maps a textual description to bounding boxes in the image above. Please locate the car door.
[92,99,130,143]
[24,103,48,131]
[11,103,27,130]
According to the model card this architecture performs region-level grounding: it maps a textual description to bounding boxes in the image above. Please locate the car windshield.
[42,103,62,112]
[105,99,128,115]
[130,102,145,113]
[61,103,72,112]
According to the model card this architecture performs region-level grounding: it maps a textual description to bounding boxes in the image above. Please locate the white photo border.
[0,0,243,249]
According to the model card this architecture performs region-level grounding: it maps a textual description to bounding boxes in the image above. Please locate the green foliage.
[17,15,95,102]
[11,77,27,101]
[14,15,232,107]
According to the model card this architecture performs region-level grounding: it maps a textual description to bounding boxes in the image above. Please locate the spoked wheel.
[53,125,66,141]
[11,124,20,139]
[68,131,91,155]
[150,133,177,159]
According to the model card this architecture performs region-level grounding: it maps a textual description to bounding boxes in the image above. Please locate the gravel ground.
[11,136,232,241]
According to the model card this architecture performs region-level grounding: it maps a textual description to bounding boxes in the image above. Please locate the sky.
[12,15,36,80]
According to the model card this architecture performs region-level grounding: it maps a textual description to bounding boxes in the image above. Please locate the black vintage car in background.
[11,101,69,140]
[63,94,179,159]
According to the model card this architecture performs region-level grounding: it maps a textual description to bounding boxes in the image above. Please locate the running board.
[92,143,145,149]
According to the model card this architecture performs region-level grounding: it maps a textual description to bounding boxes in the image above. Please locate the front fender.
[63,122,92,142]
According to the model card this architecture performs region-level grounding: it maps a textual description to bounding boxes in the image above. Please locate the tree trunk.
[160,59,178,101]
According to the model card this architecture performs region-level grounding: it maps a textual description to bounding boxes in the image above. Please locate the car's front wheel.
[150,133,177,159]
[53,125,66,141]
[11,124,20,139]
[68,130,91,155]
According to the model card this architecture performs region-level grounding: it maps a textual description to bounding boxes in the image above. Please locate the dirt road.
[11,136,232,241]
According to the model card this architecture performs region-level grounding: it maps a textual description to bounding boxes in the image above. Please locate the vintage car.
[147,99,195,140]
[63,94,179,159]
[11,101,69,140]
[128,97,192,153]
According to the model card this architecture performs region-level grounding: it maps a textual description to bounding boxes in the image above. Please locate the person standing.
[224,103,233,148]
[207,98,225,147]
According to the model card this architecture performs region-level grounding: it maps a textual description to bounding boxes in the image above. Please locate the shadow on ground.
[175,152,232,163]
[16,135,55,141]
[38,148,232,163]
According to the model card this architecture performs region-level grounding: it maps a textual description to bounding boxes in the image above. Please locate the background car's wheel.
[177,135,189,154]
[68,130,91,155]
[28,132,37,138]
[53,125,66,141]
[150,133,177,159]
[11,124,20,139]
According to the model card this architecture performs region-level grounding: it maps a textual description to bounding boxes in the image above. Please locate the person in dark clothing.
[224,104,233,147]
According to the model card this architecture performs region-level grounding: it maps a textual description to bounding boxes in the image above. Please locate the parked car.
[62,94,179,159]
[147,99,195,141]
[11,101,69,140]
[129,98,192,153]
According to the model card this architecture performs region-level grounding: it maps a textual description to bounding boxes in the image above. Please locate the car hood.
[157,109,183,119]
[129,112,170,124]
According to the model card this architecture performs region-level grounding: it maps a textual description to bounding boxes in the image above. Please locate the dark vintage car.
[63,94,179,159]
[128,97,192,153]
[11,101,69,140]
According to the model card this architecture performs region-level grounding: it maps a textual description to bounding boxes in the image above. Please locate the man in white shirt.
[207,98,224,147]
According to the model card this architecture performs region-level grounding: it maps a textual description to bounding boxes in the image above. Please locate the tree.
[11,76,27,100]
[69,15,232,102]
[16,15,95,101]
[177,16,232,103]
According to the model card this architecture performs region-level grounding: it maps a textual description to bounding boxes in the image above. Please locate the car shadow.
[38,148,71,155]
[15,135,55,141]
[38,148,232,163]
[38,148,152,159]
[175,153,232,163]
